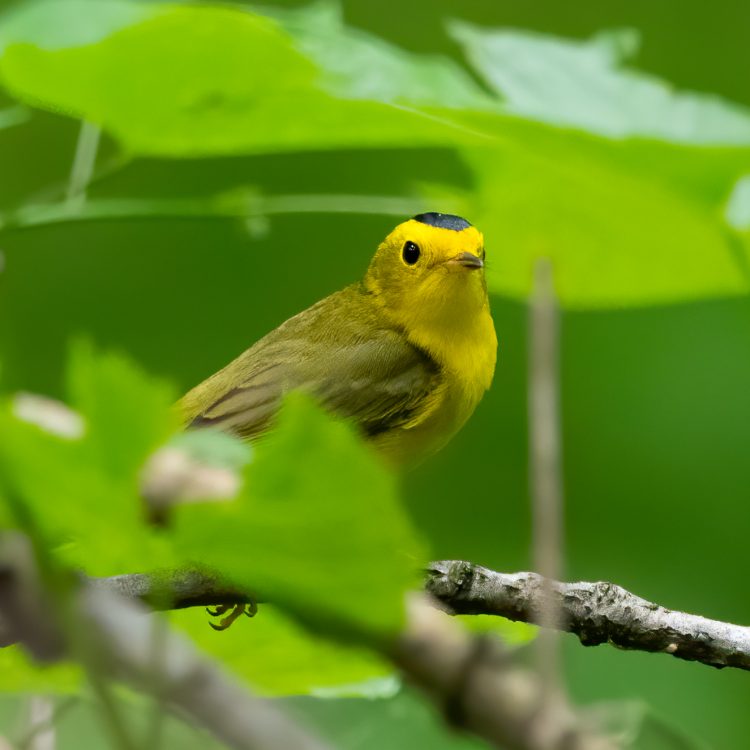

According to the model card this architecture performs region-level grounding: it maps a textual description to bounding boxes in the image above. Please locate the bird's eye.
[402,241,421,265]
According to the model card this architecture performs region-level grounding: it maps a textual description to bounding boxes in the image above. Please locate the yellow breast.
[375,300,497,465]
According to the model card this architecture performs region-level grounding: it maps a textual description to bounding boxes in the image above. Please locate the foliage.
[1,0,749,305]
[1,0,749,747]
[0,343,424,695]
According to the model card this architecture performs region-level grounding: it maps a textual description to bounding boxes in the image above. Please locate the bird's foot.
[206,601,258,631]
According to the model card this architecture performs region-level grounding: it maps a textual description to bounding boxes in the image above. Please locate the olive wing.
[184,306,443,440]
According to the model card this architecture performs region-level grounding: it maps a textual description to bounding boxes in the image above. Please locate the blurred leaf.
[0,647,81,693]
[0,690,226,750]
[456,614,536,644]
[725,175,750,231]
[584,699,711,749]
[284,687,489,750]
[0,685,487,750]
[173,392,426,638]
[273,0,494,110]
[0,343,179,573]
[168,428,251,471]
[0,104,28,129]
[0,5,474,156]
[450,22,750,144]
[170,605,394,697]
[0,350,408,697]
[0,0,160,54]
[67,339,179,479]
[460,129,750,306]
[2,2,750,309]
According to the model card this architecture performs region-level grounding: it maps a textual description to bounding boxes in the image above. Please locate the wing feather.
[181,287,443,441]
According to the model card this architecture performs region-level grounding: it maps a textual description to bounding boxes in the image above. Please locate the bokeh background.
[1,0,750,747]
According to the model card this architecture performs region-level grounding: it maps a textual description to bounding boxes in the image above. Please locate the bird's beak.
[448,251,484,270]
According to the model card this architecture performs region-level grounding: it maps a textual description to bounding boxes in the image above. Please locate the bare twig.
[6,561,750,673]
[395,595,614,750]
[426,560,750,671]
[0,538,617,749]
[75,587,332,750]
[88,569,253,610]
[529,258,565,702]
[0,542,332,750]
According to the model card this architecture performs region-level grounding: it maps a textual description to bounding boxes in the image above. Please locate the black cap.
[412,212,472,232]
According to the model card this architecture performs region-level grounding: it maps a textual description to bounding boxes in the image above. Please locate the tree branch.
[88,569,253,611]
[9,560,750,674]
[394,595,613,750]
[79,560,750,673]
[425,560,750,671]
[6,556,749,747]
[1,547,615,750]
[0,538,332,750]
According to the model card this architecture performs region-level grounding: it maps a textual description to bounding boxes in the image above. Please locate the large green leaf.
[450,22,750,145]
[0,604,392,697]
[173,392,426,639]
[170,605,392,696]
[0,0,159,54]
[0,348,405,695]
[0,4,475,156]
[66,339,179,480]
[460,126,750,306]
[0,343,179,573]
[2,0,749,307]
[0,105,28,130]
[272,1,494,111]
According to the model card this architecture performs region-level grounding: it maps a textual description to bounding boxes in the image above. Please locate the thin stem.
[529,258,565,693]
[1,193,434,233]
[66,121,101,206]
[22,696,55,750]
[17,697,79,750]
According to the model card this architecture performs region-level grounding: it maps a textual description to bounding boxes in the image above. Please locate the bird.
[180,212,497,470]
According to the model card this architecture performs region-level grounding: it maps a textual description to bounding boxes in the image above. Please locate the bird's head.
[364,212,488,331]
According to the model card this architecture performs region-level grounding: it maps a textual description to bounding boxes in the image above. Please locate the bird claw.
[206,602,258,631]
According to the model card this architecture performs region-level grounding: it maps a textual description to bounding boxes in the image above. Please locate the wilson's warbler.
[181,213,497,466]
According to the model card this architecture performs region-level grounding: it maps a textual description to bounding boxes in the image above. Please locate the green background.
[1,0,749,747]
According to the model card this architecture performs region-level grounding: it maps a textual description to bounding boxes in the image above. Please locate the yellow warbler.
[181,213,497,466]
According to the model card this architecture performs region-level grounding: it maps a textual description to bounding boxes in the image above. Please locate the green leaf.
[0,5,473,157]
[173,392,426,639]
[67,339,179,480]
[0,343,179,574]
[0,0,161,54]
[0,604,391,698]
[725,175,750,231]
[450,21,750,145]
[0,353,407,696]
[285,687,489,750]
[456,614,536,644]
[0,104,28,129]
[170,605,393,696]
[273,1,494,110]
[167,428,251,471]
[583,699,712,749]
[3,2,750,307]
[458,127,750,306]
[0,646,81,693]
[0,691,228,750]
